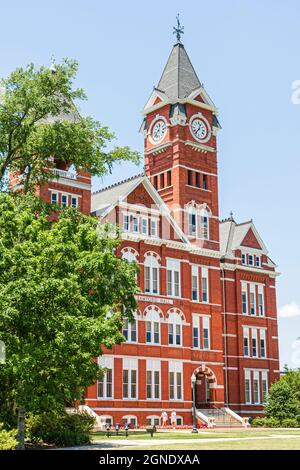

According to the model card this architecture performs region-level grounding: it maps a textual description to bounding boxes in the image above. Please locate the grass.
[90,428,300,442]
[123,437,300,451]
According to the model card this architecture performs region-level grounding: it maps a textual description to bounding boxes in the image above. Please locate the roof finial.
[49,54,56,74]
[173,13,184,43]
[230,211,234,220]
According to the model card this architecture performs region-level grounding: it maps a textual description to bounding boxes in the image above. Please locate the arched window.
[188,205,197,237]
[122,415,138,428]
[146,415,160,427]
[144,253,160,295]
[200,208,209,240]
[145,308,161,345]
[122,312,138,343]
[98,415,113,428]
[167,311,183,346]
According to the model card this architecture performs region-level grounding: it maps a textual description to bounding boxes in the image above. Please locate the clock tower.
[141,32,221,251]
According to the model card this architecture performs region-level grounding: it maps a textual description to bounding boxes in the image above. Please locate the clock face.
[151,119,167,142]
[190,118,208,141]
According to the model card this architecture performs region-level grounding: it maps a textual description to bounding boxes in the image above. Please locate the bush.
[281,418,299,428]
[0,423,17,450]
[26,410,95,447]
[252,417,281,428]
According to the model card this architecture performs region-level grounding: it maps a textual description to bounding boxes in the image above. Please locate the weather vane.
[173,14,184,43]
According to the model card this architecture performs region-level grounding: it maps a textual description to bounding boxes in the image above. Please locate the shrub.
[251,417,281,428]
[281,418,299,428]
[0,423,17,450]
[26,410,95,447]
[251,417,268,427]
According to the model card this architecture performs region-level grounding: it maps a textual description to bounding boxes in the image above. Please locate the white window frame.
[71,195,78,208]
[200,209,209,240]
[253,370,260,404]
[245,369,252,404]
[260,329,266,358]
[169,361,183,401]
[262,371,268,403]
[241,253,246,265]
[122,415,138,427]
[146,360,161,400]
[192,315,200,349]
[141,217,148,236]
[258,285,265,316]
[150,218,159,238]
[122,358,138,400]
[243,327,250,357]
[167,311,182,346]
[98,356,114,400]
[51,191,58,204]
[61,193,68,207]
[188,207,197,237]
[255,256,261,267]
[146,415,160,427]
[201,268,209,303]
[145,309,161,345]
[167,259,181,298]
[202,316,210,350]
[242,282,248,315]
[123,213,130,232]
[144,255,160,295]
[248,254,254,266]
[252,328,258,358]
[122,316,137,343]
[191,265,199,301]
[250,284,256,315]
[132,215,139,233]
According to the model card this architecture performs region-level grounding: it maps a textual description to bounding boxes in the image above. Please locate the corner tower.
[141,33,221,251]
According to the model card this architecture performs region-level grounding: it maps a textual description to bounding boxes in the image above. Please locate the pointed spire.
[157,42,202,100]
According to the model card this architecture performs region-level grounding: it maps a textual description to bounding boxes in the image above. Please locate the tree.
[265,368,300,422]
[0,193,139,448]
[0,59,140,191]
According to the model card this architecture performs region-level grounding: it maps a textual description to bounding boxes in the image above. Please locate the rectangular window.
[152,267,158,294]
[192,265,199,301]
[252,329,258,357]
[145,265,159,295]
[123,214,130,232]
[260,329,266,358]
[153,322,160,344]
[203,316,210,350]
[146,321,160,344]
[258,285,264,316]
[248,255,254,266]
[98,369,113,399]
[160,173,164,189]
[122,318,137,343]
[146,321,151,343]
[166,260,181,298]
[188,212,197,237]
[200,215,209,240]
[195,172,200,188]
[145,267,151,293]
[141,217,148,236]
[245,370,251,404]
[203,174,207,190]
[167,170,172,187]
[146,361,160,400]
[241,254,246,265]
[150,218,158,238]
[262,371,268,403]
[61,194,68,207]
[132,216,139,233]
[201,268,209,303]
[168,323,174,345]
[253,371,260,404]
[51,192,58,204]
[169,363,183,400]
[187,170,193,186]
[250,285,256,315]
[71,196,78,208]
[193,316,200,349]
[242,283,248,315]
[122,365,137,399]
[256,256,261,267]
[243,327,250,357]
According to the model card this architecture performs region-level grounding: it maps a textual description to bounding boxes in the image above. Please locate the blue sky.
[1,0,299,367]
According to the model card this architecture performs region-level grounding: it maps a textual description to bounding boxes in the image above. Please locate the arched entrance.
[192,365,217,409]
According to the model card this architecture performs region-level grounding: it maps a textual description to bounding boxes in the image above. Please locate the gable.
[125,182,158,209]
[194,93,205,103]
[241,228,262,250]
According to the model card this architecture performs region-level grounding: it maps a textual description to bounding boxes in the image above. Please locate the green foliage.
[265,376,299,422]
[251,417,281,428]
[26,410,95,447]
[0,423,17,450]
[0,59,140,191]
[281,418,299,428]
[0,193,138,417]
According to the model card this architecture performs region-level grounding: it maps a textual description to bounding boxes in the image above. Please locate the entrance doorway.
[192,365,217,409]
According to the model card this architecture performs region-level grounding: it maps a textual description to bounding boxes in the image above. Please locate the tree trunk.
[17,406,26,450]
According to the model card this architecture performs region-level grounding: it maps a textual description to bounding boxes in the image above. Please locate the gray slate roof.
[157,43,202,100]
[219,219,267,257]
[91,174,145,214]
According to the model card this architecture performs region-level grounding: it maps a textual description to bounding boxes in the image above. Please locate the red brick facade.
[14,41,279,428]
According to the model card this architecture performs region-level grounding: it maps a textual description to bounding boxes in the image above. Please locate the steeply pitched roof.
[91,174,145,214]
[219,219,268,256]
[157,43,202,100]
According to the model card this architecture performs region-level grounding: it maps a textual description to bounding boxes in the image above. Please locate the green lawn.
[91,428,300,442]
[123,437,300,451]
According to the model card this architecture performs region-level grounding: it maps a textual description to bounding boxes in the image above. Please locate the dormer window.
[123,214,130,232]
[241,254,246,265]
[132,216,139,233]
[256,256,261,267]
[248,255,254,266]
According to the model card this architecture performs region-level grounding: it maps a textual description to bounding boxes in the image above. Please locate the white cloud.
[279,302,300,318]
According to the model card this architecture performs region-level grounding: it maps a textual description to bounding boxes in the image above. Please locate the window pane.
[123,370,129,398]
[168,323,174,344]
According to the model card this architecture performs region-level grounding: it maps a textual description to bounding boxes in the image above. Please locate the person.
[170,410,177,429]
[160,410,168,428]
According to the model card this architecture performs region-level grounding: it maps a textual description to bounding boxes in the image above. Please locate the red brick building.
[18,39,280,427]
